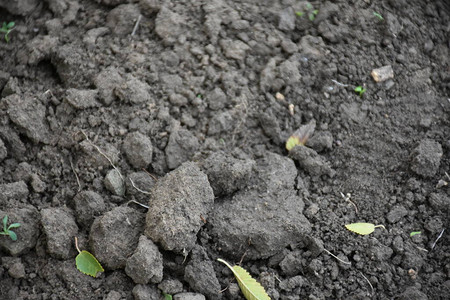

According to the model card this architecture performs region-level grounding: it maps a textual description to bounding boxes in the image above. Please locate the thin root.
[358,271,374,296]
[323,249,351,265]
[431,228,445,250]
[129,178,151,195]
[70,157,82,192]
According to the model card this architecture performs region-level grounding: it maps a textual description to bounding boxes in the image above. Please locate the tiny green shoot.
[354,86,366,97]
[295,3,318,21]
[0,22,15,43]
[1,215,21,241]
[163,293,173,300]
[373,12,384,20]
[410,231,421,237]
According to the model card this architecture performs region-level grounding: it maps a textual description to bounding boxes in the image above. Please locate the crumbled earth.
[0,1,449,299]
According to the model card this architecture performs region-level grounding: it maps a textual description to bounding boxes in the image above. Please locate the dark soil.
[0,0,449,299]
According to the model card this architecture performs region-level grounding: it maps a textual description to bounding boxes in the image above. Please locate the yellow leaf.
[285,121,316,151]
[218,259,271,300]
[345,223,385,236]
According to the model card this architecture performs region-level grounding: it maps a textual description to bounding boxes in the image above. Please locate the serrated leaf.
[410,231,421,237]
[218,259,270,300]
[76,250,104,277]
[345,223,381,235]
[8,230,17,241]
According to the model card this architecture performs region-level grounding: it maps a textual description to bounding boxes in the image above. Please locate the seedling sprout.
[1,215,21,241]
[0,22,15,42]
[354,86,366,97]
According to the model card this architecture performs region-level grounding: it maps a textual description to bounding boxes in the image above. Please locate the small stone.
[165,129,199,170]
[0,138,7,161]
[307,131,333,152]
[281,39,298,54]
[371,65,394,82]
[125,236,163,284]
[397,287,428,300]
[144,162,214,253]
[132,284,161,300]
[206,87,227,111]
[64,89,99,109]
[123,131,153,169]
[0,181,29,205]
[289,145,335,177]
[386,205,408,224]
[207,111,233,135]
[90,206,145,270]
[94,67,124,105]
[115,75,153,105]
[158,278,184,295]
[220,39,250,61]
[104,169,125,196]
[73,191,106,228]
[173,292,206,300]
[424,217,443,234]
[155,6,186,45]
[106,4,141,36]
[410,139,443,178]
[200,151,255,196]
[8,261,26,279]
[278,7,295,31]
[41,207,79,259]
[184,258,221,299]
[280,251,303,276]
[279,275,306,292]
[30,174,46,193]
[105,291,122,300]
[428,192,450,212]
[5,94,51,144]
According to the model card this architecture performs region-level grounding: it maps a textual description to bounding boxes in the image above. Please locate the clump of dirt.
[0,0,449,299]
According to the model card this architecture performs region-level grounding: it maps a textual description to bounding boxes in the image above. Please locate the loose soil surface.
[0,0,449,299]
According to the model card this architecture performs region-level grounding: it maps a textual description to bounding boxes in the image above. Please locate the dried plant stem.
[358,271,374,295]
[323,249,351,265]
[431,229,445,250]
[74,237,81,253]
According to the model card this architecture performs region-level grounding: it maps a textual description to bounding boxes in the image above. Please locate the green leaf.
[76,250,104,277]
[7,22,15,28]
[8,223,21,229]
[2,215,7,230]
[295,11,304,17]
[410,231,421,237]
[163,293,173,300]
[218,259,270,300]
[373,12,384,20]
[345,223,385,236]
[8,230,17,241]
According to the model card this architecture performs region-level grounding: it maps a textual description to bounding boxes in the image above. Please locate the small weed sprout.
[354,85,366,97]
[0,22,15,42]
[373,12,384,21]
[296,3,319,21]
[1,215,21,241]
